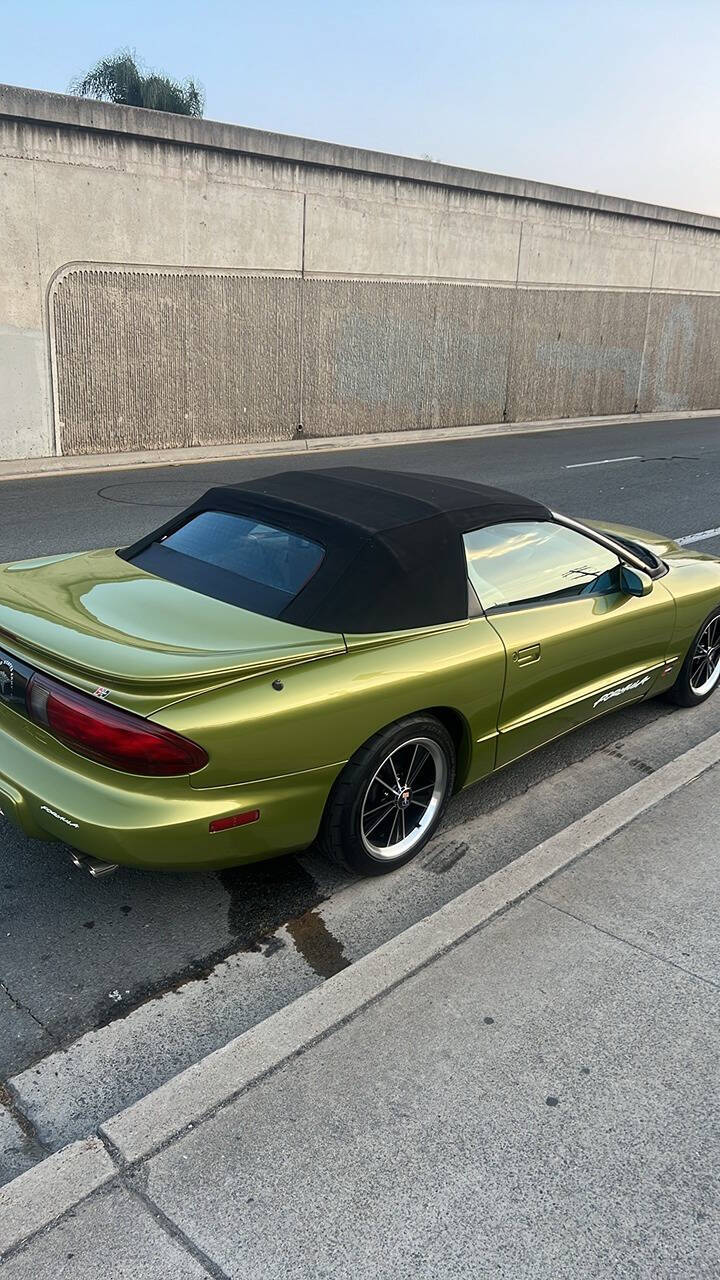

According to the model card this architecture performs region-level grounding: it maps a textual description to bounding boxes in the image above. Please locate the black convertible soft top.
[123,467,550,633]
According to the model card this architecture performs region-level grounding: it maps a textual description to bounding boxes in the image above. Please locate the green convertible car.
[0,467,719,878]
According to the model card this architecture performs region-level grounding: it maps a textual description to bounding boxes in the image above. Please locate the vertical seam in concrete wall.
[298,193,307,431]
[45,277,61,456]
[33,157,60,457]
[502,221,524,422]
[182,172,189,267]
[636,241,659,413]
[429,282,440,426]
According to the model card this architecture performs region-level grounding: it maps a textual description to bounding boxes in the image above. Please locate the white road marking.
[565,456,642,469]
[676,526,720,546]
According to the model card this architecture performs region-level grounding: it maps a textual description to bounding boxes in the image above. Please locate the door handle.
[513,644,541,666]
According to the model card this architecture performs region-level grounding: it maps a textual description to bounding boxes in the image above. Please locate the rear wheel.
[667,606,720,707]
[320,715,455,875]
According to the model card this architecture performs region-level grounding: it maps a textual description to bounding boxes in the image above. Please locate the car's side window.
[463,521,620,611]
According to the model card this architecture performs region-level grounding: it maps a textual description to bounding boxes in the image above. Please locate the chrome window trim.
[550,511,665,578]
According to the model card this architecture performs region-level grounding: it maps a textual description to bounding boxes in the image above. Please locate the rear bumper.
[0,702,342,870]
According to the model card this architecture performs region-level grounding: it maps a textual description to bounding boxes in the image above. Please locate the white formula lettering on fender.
[593,675,651,708]
[40,805,80,830]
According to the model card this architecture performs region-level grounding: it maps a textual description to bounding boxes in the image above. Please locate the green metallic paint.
[160,619,505,790]
[0,516,719,871]
[487,583,676,765]
[0,550,345,713]
[0,695,340,869]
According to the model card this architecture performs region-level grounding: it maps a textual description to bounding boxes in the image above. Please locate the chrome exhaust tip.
[70,851,119,878]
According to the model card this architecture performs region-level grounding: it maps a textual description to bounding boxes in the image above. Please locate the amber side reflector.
[209,809,260,834]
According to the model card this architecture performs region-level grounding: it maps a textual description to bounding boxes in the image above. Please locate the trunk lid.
[0,549,345,711]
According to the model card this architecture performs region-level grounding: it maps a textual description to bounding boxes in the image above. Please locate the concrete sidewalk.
[2,407,719,482]
[2,747,719,1277]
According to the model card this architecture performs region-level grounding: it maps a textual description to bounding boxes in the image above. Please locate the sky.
[2,0,719,214]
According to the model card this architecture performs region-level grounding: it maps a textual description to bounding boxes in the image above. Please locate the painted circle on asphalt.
[97,480,216,507]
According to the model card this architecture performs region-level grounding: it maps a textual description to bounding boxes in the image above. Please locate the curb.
[2,408,719,482]
[0,1139,114,1257]
[3,727,720,1258]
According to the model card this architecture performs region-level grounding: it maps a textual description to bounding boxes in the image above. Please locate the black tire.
[666,604,720,707]
[320,714,456,876]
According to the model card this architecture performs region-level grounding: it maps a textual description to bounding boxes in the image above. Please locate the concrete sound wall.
[3,84,720,462]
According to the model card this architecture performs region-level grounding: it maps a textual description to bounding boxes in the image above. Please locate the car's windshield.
[130,511,325,617]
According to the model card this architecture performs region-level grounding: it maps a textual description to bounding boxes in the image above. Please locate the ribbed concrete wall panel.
[52,269,300,454]
[50,266,720,456]
[506,289,649,422]
[302,280,512,435]
[638,293,720,412]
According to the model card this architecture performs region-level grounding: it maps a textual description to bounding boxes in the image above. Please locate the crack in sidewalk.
[536,897,720,990]
[123,1165,233,1280]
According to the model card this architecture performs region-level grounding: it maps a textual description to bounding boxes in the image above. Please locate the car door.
[464,520,676,769]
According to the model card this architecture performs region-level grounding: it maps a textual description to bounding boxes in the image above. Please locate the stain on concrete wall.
[51,269,300,454]
[0,325,52,457]
[302,280,511,434]
[638,293,720,412]
[506,289,648,422]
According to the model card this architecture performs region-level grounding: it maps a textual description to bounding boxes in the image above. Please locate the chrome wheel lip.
[690,617,720,696]
[360,736,448,862]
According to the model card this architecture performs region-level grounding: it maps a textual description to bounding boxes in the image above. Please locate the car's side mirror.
[621,566,653,597]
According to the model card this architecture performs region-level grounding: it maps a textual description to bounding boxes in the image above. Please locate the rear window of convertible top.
[130,510,326,618]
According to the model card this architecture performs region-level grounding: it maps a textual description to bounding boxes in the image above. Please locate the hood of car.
[586,517,720,564]
[0,549,345,705]
[586,518,679,559]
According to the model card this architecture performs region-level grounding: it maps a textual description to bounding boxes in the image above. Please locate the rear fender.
[155,620,505,789]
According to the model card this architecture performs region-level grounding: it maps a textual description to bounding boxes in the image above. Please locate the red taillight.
[26,674,208,777]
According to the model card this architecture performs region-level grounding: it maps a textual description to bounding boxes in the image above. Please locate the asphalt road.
[2,413,720,1182]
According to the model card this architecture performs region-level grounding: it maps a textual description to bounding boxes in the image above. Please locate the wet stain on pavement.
[604,744,655,777]
[622,755,655,777]
[56,857,326,1047]
[218,855,323,945]
[286,909,350,978]
[250,933,286,959]
[422,840,470,873]
[0,1082,47,1158]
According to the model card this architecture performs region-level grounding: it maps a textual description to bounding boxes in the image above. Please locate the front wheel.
[320,715,455,875]
[667,606,720,707]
